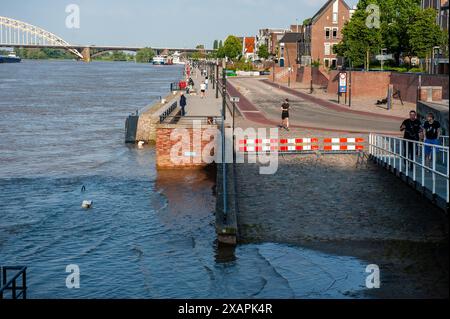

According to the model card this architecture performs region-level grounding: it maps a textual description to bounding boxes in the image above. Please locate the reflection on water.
[0,60,373,299]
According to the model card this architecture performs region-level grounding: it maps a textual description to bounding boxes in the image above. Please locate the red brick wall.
[156,126,217,169]
[270,65,298,84]
[391,73,449,103]
[328,71,391,97]
[312,67,330,87]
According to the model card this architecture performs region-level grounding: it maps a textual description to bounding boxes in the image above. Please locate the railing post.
[413,142,417,182]
[399,140,403,173]
[422,143,426,187]
[432,145,436,195]
[12,279,16,299]
[22,268,27,299]
[393,138,397,170]
[447,144,449,204]
[406,141,409,177]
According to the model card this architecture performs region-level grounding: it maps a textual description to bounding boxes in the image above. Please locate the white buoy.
[138,141,145,148]
[161,99,167,104]
[82,200,93,209]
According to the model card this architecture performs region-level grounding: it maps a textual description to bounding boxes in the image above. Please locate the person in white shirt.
[200,82,206,98]
[204,76,209,90]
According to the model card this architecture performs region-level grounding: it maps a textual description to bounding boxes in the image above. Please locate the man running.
[280,98,290,131]
[423,112,441,164]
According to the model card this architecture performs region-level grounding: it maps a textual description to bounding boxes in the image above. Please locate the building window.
[333,12,338,24]
[332,28,338,39]
[324,58,330,68]
[325,28,331,39]
[331,59,337,69]
[324,43,331,56]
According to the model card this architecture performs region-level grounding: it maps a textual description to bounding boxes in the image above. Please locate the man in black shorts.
[281,98,290,131]
[400,110,422,169]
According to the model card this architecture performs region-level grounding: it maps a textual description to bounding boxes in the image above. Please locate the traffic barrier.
[323,138,365,151]
[239,138,319,153]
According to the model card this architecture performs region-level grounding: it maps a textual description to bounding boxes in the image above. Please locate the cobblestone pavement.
[233,155,448,298]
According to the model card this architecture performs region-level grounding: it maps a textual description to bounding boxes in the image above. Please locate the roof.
[279,32,302,43]
[310,0,351,24]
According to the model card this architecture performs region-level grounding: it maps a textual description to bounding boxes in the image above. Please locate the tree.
[257,44,270,60]
[213,40,219,50]
[407,8,445,62]
[334,1,383,70]
[135,48,155,63]
[221,35,242,60]
[196,44,205,49]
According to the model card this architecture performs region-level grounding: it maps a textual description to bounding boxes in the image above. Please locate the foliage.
[407,8,446,59]
[213,40,219,50]
[257,44,270,59]
[336,0,446,68]
[217,35,242,60]
[14,48,74,59]
[135,47,155,63]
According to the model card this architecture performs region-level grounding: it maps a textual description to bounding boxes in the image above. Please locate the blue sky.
[2,0,358,48]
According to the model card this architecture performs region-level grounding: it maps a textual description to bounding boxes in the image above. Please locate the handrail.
[159,101,178,123]
[369,133,449,204]
[0,266,27,299]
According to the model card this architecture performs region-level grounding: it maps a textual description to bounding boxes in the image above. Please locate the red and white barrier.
[239,138,319,153]
[323,138,365,151]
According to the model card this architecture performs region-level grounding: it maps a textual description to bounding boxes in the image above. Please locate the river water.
[0,60,388,299]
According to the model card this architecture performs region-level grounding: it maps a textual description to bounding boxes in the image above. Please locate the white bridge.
[0,16,213,62]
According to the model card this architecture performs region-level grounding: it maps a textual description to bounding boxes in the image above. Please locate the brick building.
[298,0,351,69]
[278,33,302,67]
[256,28,288,57]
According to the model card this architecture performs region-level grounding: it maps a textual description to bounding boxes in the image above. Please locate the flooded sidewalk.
[234,154,449,298]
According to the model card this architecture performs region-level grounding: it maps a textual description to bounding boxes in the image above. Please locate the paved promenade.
[228,77,403,134]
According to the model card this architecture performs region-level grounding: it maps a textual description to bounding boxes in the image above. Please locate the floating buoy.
[138,141,145,148]
[82,200,93,209]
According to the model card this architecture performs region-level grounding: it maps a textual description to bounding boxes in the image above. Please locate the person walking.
[205,76,209,90]
[423,112,441,164]
[180,93,187,116]
[200,82,206,99]
[400,110,422,169]
[280,98,290,131]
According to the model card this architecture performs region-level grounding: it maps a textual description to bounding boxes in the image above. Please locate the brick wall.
[270,65,298,84]
[156,125,218,169]
[328,71,391,97]
[391,73,449,103]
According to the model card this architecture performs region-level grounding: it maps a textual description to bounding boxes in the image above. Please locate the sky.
[2,0,358,49]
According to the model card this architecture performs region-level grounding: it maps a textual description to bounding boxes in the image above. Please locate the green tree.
[407,8,445,61]
[257,44,270,59]
[334,1,383,70]
[213,40,219,50]
[135,47,155,63]
[221,35,242,60]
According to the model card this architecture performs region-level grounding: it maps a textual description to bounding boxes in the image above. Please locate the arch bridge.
[0,16,213,62]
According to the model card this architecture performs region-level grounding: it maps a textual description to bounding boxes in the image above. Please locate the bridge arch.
[0,16,83,59]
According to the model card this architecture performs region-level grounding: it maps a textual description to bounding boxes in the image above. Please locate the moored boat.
[0,53,21,63]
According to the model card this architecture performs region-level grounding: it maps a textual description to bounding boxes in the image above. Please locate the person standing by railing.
[400,110,422,168]
[180,93,187,116]
[423,112,441,165]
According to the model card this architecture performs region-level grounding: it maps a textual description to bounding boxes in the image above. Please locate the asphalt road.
[229,77,403,134]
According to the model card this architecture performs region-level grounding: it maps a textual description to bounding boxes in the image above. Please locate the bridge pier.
[81,47,91,63]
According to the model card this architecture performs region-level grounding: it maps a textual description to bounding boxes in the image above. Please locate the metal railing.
[369,133,449,204]
[0,266,27,299]
[159,101,178,123]
[160,115,222,126]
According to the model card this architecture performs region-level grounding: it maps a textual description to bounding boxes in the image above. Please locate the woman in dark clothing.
[281,98,290,130]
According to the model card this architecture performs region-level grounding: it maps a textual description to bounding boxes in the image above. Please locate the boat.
[0,53,21,63]
[152,55,174,65]
[172,51,186,65]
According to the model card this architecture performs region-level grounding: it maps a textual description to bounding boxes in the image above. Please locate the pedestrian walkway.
[183,72,225,118]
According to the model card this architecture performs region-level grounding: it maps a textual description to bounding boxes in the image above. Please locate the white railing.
[369,133,449,204]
